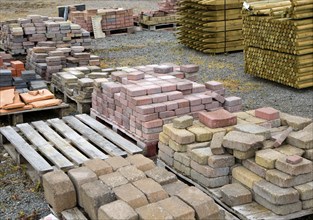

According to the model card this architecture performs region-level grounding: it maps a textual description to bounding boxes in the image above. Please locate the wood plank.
[61,207,88,220]
[16,123,74,170]
[0,126,53,174]
[31,121,88,165]
[63,116,127,157]
[48,118,109,160]
[76,114,142,155]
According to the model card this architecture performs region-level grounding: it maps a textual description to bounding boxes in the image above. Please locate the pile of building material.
[158,106,313,216]
[177,0,244,53]
[0,15,91,55]
[0,88,61,113]
[91,63,242,155]
[159,0,180,14]
[0,51,13,68]
[26,45,99,81]
[68,7,134,33]
[243,0,313,88]
[43,155,226,219]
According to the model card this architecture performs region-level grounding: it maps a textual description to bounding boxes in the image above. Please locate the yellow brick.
[245,116,267,125]
[255,149,285,169]
[169,139,187,152]
[159,132,170,145]
[234,112,252,120]
[232,166,263,189]
[233,148,256,160]
[187,126,212,142]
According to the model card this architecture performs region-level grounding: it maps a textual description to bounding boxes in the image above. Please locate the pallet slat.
[0,126,53,174]
[16,123,74,170]
[76,114,143,155]
[31,121,89,165]
[48,118,109,160]
[63,116,127,157]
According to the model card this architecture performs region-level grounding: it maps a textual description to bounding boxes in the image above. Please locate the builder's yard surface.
[0,0,312,219]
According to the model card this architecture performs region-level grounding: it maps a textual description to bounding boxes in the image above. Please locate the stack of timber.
[243,0,313,89]
[177,0,244,53]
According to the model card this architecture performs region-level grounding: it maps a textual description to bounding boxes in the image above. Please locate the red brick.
[127,87,147,97]
[184,95,202,106]
[255,107,280,120]
[10,60,24,70]
[165,101,178,111]
[127,71,144,80]
[182,89,192,95]
[286,155,303,165]
[150,93,167,103]
[191,104,205,112]
[146,84,161,95]
[166,91,183,101]
[131,96,152,106]
[177,81,193,91]
[160,83,176,92]
[194,93,212,104]
[137,113,159,122]
[159,111,176,119]
[205,101,220,110]
[176,99,190,108]
[142,119,163,129]
[153,103,167,112]
[175,107,191,116]
[198,109,237,128]
[205,91,225,103]
[136,105,155,115]
[205,81,223,90]
[180,64,199,73]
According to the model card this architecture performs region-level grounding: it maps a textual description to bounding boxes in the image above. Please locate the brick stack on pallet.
[243,0,313,89]
[43,155,226,219]
[0,15,91,55]
[68,7,134,33]
[158,106,313,216]
[91,63,242,155]
[177,0,244,53]
[158,0,180,13]
[26,46,100,81]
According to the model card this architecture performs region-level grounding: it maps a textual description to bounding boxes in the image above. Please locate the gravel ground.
[0,0,312,219]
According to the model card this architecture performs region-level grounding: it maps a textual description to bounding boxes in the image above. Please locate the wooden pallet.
[158,159,313,220]
[0,114,142,182]
[90,108,158,157]
[50,83,91,114]
[0,103,69,126]
[103,26,135,36]
[139,22,178,31]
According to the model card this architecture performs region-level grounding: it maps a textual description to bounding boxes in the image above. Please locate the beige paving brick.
[220,183,252,207]
[162,180,189,196]
[232,166,263,189]
[186,142,210,154]
[145,167,177,185]
[234,124,271,139]
[118,165,146,182]
[208,154,235,168]
[287,130,313,149]
[163,124,195,144]
[158,150,174,166]
[255,149,285,169]
[105,156,131,171]
[189,147,212,165]
[159,132,170,145]
[173,115,193,129]
[174,152,190,166]
[158,196,195,220]
[99,172,129,188]
[294,182,313,200]
[98,200,138,220]
[190,160,229,178]
[280,112,312,131]
[133,178,168,203]
[303,199,313,209]
[174,160,191,176]
[266,169,313,188]
[210,131,226,155]
[275,156,313,176]
[83,158,113,177]
[233,148,256,160]
[126,154,155,172]
[190,170,229,188]
[169,139,187,152]
[187,126,212,142]
[158,142,174,157]
[135,203,173,220]
[275,144,305,156]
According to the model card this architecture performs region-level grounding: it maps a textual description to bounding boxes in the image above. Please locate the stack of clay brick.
[158,0,180,14]
[51,66,108,101]
[68,7,134,32]
[0,88,61,113]
[0,51,13,69]
[91,64,242,151]
[0,15,91,55]
[43,155,225,219]
[158,106,313,215]
[26,45,99,81]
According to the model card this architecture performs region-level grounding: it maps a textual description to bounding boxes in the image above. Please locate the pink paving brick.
[175,107,191,116]
[205,91,225,103]
[145,84,162,95]
[255,107,280,120]
[205,81,223,91]
[131,96,153,106]
[159,111,176,119]
[127,87,147,97]
[194,93,212,104]
[150,93,168,103]
[224,105,242,113]
[166,91,184,101]
[198,109,237,128]
[224,96,242,107]
[184,95,202,106]
[153,103,167,112]
[142,119,163,129]
[165,101,179,111]
[137,113,159,122]
[154,65,173,74]
[176,81,193,91]
[176,99,190,108]
[127,71,145,81]
[286,155,303,165]
[182,89,192,95]
[170,71,185,79]
[160,83,177,92]
[180,64,199,73]
[101,82,122,93]
[192,83,206,93]
[136,105,155,115]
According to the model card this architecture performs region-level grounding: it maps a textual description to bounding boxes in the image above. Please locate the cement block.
[135,203,173,220]
[68,167,98,207]
[275,156,313,176]
[81,180,116,220]
[234,124,271,139]
[158,196,195,220]
[253,179,299,205]
[145,167,177,185]
[99,172,129,188]
[255,149,285,169]
[208,154,235,168]
[190,170,229,188]
[222,131,265,152]
[189,147,212,165]
[83,158,113,177]
[177,186,222,220]
[118,165,146,182]
[105,156,131,171]
[133,178,169,203]
[294,182,313,200]
[126,154,155,172]
[266,169,313,188]
[242,158,268,178]
[174,152,190,166]
[162,180,189,196]
[254,193,302,215]
[190,160,229,178]
[210,131,226,155]
[113,183,148,209]
[42,170,76,213]
[220,183,252,207]
[98,200,138,220]
[232,166,263,189]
